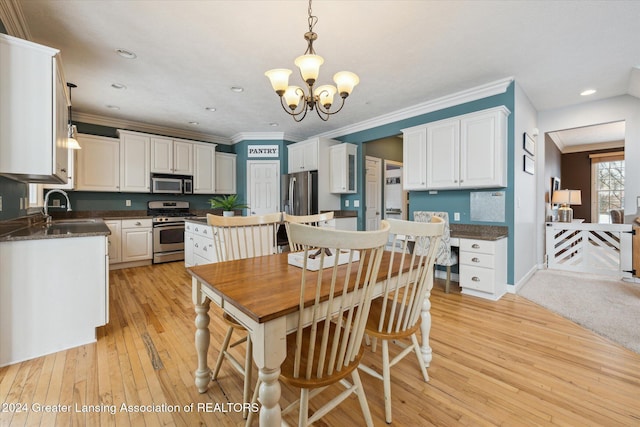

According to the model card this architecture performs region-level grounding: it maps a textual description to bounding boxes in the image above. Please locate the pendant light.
[66,82,81,150]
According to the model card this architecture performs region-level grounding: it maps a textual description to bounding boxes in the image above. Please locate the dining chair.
[206,212,282,418]
[283,211,335,252]
[413,211,457,293]
[359,217,444,424]
[247,220,390,427]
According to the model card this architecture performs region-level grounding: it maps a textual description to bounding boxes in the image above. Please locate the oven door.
[153,222,185,263]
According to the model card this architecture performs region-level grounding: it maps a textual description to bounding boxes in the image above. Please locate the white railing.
[545,222,633,277]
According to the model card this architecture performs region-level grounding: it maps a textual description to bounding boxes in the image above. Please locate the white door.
[365,156,382,231]
[247,160,280,216]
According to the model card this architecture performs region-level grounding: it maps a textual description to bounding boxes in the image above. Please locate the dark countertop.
[449,224,508,241]
[0,219,111,242]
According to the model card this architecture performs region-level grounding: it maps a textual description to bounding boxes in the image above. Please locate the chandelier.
[264,0,359,122]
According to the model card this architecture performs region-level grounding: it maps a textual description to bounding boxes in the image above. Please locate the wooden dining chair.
[359,217,444,423]
[247,220,390,427]
[283,211,335,252]
[206,212,282,418]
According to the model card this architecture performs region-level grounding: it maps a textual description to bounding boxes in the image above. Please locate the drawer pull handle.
[203,246,207,252]
[135,221,141,226]
[194,243,199,248]
[472,276,480,282]
[195,227,199,232]
[472,243,480,249]
[472,257,480,263]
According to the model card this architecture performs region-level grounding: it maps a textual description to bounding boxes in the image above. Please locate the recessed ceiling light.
[230,86,244,93]
[188,121,199,125]
[580,89,597,96]
[115,48,137,59]
[269,122,279,127]
[111,83,127,90]
[205,107,217,112]
[106,105,120,110]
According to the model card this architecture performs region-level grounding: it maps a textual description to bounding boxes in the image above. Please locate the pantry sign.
[247,145,279,158]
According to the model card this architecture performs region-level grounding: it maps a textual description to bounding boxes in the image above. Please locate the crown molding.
[230,132,304,144]
[73,112,232,145]
[0,0,31,40]
[317,77,514,139]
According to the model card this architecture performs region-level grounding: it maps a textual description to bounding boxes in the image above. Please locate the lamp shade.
[67,124,81,150]
[552,189,581,205]
[283,86,303,110]
[333,71,359,97]
[265,69,292,95]
[314,85,337,108]
[294,54,324,85]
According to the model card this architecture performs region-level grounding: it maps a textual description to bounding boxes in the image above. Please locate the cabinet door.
[184,231,195,267]
[301,139,319,171]
[460,109,507,188]
[288,144,305,173]
[215,152,236,194]
[426,119,460,189]
[75,135,120,191]
[53,58,69,182]
[173,140,194,175]
[105,220,122,264]
[329,143,357,193]
[150,137,173,173]
[193,142,216,194]
[44,148,74,190]
[120,133,150,192]
[402,128,428,190]
[121,227,153,262]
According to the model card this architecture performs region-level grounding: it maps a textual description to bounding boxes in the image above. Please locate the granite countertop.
[449,224,508,241]
[0,219,111,242]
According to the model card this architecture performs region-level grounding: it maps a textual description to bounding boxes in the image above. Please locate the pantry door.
[247,160,280,216]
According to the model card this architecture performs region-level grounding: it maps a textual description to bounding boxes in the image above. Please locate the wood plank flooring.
[1,261,640,426]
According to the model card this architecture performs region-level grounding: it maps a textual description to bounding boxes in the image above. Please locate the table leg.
[257,367,282,426]
[194,299,211,393]
[420,290,433,367]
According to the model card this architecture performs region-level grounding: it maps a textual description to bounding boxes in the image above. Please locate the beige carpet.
[519,269,640,354]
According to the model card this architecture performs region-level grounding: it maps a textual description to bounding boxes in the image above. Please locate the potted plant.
[209,194,249,217]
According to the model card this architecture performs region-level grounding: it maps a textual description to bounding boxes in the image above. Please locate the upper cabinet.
[0,34,69,184]
[329,143,357,194]
[193,141,217,194]
[288,138,323,173]
[215,152,237,194]
[75,134,120,192]
[402,106,509,191]
[150,137,194,175]
[118,130,151,192]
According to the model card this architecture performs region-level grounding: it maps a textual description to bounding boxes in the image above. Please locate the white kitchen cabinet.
[0,34,69,184]
[119,130,151,192]
[402,106,509,191]
[0,234,108,366]
[105,220,122,264]
[185,220,217,267]
[401,127,428,190]
[151,136,194,175]
[287,137,337,173]
[121,218,153,262]
[459,237,507,300]
[44,148,75,190]
[75,134,120,192]
[329,143,357,193]
[193,142,218,194]
[215,152,237,194]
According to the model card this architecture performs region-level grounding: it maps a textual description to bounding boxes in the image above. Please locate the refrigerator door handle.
[289,177,296,215]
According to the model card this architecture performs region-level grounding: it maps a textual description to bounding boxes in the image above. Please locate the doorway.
[384,159,406,220]
[365,156,382,230]
[246,160,280,216]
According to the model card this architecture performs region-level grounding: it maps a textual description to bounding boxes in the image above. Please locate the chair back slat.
[377,218,444,335]
[206,212,282,261]
[283,211,335,252]
[287,221,390,381]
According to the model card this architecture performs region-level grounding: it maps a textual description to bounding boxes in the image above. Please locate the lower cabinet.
[106,218,153,268]
[318,217,358,231]
[185,220,217,267]
[459,237,507,300]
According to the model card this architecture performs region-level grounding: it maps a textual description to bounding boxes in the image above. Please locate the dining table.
[187,250,437,426]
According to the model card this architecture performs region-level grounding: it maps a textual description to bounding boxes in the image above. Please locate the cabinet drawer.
[190,222,214,239]
[121,218,152,228]
[460,238,496,254]
[460,251,495,269]
[460,265,495,293]
[192,234,215,262]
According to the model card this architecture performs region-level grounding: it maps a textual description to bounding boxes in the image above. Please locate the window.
[591,152,624,223]
[28,183,43,212]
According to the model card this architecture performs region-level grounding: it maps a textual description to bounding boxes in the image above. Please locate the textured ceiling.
[12,0,640,145]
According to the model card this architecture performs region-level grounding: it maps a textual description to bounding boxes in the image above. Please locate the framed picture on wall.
[523,132,535,156]
[524,155,535,175]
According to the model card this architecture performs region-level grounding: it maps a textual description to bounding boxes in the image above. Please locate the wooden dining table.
[187,251,436,427]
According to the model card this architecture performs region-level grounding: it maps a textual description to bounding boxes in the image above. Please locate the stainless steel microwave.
[151,174,193,194]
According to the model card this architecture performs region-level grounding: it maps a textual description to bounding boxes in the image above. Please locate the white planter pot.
[223,211,235,217]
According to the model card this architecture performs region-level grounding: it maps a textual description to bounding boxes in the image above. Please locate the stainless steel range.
[148,201,196,264]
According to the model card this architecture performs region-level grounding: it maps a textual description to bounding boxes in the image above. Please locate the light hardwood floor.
[1,261,639,426]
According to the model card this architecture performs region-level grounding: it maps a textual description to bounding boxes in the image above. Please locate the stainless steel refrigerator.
[281,171,319,215]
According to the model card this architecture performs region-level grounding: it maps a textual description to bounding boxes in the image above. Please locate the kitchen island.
[0,219,110,366]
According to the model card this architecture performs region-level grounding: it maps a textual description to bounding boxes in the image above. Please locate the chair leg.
[445,265,451,293]
[213,326,234,380]
[243,334,252,419]
[411,333,429,382]
[299,388,310,427]
[382,339,392,424]
[352,369,374,427]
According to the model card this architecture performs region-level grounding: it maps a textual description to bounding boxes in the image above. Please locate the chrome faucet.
[43,189,72,223]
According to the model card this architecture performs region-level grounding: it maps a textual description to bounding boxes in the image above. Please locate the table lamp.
[552,189,582,222]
